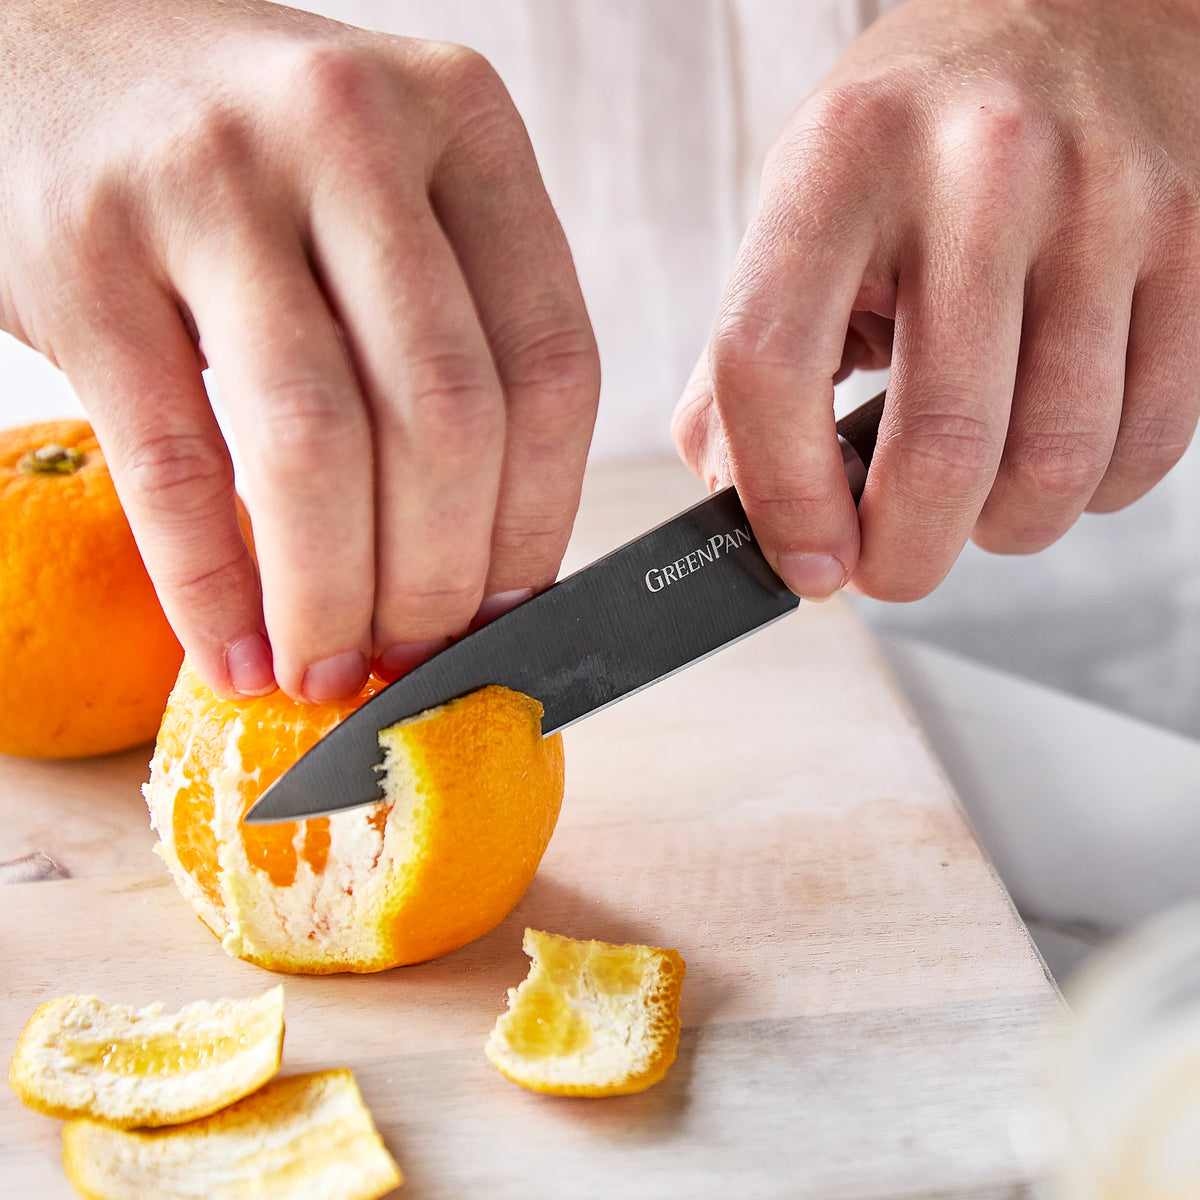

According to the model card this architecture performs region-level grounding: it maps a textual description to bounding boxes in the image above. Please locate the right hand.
[0,0,599,701]
[672,0,1200,606]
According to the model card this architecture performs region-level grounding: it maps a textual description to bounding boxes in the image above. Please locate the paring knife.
[244,390,886,825]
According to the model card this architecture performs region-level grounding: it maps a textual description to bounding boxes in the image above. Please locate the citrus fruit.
[61,1068,402,1200]
[0,420,184,758]
[144,660,565,973]
[485,928,686,1096]
[8,986,284,1129]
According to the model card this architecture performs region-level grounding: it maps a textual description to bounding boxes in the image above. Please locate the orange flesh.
[171,780,220,908]
[169,677,380,896]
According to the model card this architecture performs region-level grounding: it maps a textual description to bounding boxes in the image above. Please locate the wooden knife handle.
[835,389,885,472]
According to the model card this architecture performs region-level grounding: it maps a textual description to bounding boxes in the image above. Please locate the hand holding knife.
[245,391,885,825]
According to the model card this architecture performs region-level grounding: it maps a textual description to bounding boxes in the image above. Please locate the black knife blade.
[243,391,885,824]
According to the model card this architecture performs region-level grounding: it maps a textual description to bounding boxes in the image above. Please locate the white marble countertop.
[873,631,1200,986]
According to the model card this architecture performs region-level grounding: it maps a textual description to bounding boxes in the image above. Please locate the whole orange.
[0,420,183,758]
[144,660,565,973]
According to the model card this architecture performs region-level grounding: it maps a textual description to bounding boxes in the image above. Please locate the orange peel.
[60,1068,401,1200]
[485,929,686,1096]
[8,986,284,1129]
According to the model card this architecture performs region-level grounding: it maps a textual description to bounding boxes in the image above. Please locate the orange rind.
[144,661,565,973]
[485,929,686,1096]
[8,986,284,1129]
[61,1068,402,1200]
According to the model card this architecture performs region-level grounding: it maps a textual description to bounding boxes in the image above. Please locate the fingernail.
[374,638,449,681]
[302,650,367,703]
[471,588,534,630]
[778,553,847,601]
[225,633,275,696]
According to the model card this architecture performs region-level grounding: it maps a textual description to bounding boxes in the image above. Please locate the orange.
[8,986,284,1129]
[144,660,565,973]
[0,420,183,758]
[485,928,686,1096]
[61,1069,402,1200]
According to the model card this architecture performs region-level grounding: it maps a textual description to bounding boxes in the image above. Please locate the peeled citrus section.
[144,660,565,973]
[485,929,686,1096]
[8,987,284,1129]
[61,1068,401,1200]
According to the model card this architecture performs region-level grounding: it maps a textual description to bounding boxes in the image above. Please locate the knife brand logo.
[644,525,755,592]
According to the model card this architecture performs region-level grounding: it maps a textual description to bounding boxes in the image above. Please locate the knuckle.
[489,518,568,570]
[283,41,392,134]
[392,579,482,631]
[404,350,502,445]
[736,475,832,534]
[778,79,911,173]
[160,551,253,616]
[760,81,910,237]
[420,42,526,170]
[423,42,507,113]
[36,178,133,299]
[1073,126,1138,192]
[495,319,599,403]
[944,80,1044,161]
[1002,427,1110,502]
[251,383,365,480]
[886,402,1000,499]
[120,431,233,511]
[1112,407,1195,478]
[44,178,120,257]
[938,81,1054,211]
[152,106,256,216]
[709,309,813,390]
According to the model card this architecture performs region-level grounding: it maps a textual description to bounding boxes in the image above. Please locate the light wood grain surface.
[0,458,1062,1199]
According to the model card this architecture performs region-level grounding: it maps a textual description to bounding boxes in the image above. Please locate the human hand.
[0,0,598,700]
[673,0,1200,602]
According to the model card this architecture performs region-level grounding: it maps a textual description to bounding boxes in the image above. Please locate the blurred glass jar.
[1052,904,1200,1199]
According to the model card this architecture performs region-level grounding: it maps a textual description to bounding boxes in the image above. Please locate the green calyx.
[18,443,86,475]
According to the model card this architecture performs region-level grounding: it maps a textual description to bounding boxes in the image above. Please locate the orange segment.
[61,1069,401,1200]
[144,660,564,973]
[171,779,220,909]
[485,929,686,1097]
[8,987,284,1129]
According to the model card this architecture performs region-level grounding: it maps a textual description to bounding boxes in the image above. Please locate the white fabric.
[311,0,895,455]
[2,0,1197,739]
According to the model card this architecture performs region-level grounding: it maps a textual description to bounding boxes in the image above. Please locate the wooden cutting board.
[0,458,1061,1199]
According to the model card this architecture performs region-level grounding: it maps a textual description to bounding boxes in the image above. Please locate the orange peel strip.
[8,986,284,1129]
[61,1068,402,1200]
[485,928,685,1096]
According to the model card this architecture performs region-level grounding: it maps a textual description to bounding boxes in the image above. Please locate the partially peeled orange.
[144,660,565,973]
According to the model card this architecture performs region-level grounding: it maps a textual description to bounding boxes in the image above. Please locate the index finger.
[705,136,879,598]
